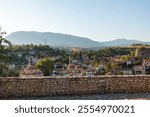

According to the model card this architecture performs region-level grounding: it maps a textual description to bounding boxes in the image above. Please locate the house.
[52,71,61,76]
[66,64,84,76]
[25,56,38,63]
[54,64,62,69]
[29,50,36,55]
[9,64,16,69]
[68,56,79,65]
[74,65,84,76]
[67,64,75,70]
[95,65,105,75]
[133,65,146,74]
[86,69,95,77]
[143,59,150,74]
[72,59,78,64]
[31,57,39,63]
[25,55,33,61]
[143,59,150,66]
[17,52,23,57]
[121,68,133,75]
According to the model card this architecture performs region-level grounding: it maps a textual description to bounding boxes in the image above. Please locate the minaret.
[69,56,71,65]
[28,57,32,67]
[79,51,83,64]
[45,39,47,45]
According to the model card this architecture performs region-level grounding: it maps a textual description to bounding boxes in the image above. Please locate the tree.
[5,69,19,77]
[120,55,131,61]
[0,29,11,62]
[105,63,112,73]
[130,51,135,56]
[36,57,54,76]
[0,27,11,76]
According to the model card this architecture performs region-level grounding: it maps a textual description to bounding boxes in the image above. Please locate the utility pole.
[45,39,47,45]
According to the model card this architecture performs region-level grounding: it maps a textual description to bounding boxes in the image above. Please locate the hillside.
[6,31,101,47]
[6,31,150,47]
[101,39,150,46]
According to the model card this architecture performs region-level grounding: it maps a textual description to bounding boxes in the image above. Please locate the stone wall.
[1,76,150,98]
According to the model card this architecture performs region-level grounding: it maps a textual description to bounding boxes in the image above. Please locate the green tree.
[130,51,135,56]
[120,55,131,61]
[105,63,112,73]
[111,63,119,70]
[36,57,54,76]
[0,27,11,76]
[6,70,19,77]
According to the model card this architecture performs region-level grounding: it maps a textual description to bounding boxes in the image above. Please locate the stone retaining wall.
[0,76,150,98]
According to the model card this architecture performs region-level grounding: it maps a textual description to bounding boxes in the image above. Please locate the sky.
[0,0,150,42]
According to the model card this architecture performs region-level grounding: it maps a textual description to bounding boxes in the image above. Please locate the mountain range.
[6,31,150,47]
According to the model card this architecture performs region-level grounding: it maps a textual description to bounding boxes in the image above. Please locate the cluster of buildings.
[19,54,101,77]
[62,56,96,76]
[19,54,150,77]
[55,58,150,76]
[20,58,43,77]
[8,50,39,70]
[133,59,150,75]
[8,47,150,77]
[118,59,150,75]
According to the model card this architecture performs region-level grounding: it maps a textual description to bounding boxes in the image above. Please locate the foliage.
[131,43,145,46]
[36,57,54,76]
[3,69,19,77]
[0,37,11,63]
[130,51,135,56]
[119,55,131,61]
[0,28,12,77]
[105,63,112,73]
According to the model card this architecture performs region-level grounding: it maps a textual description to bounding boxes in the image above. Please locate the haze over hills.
[101,39,150,46]
[6,31,150,47]
[6,31,101,47]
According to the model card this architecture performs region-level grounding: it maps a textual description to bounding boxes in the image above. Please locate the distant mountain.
[6,31,150,47]
[6,31,101,47]
[101,39,150,46]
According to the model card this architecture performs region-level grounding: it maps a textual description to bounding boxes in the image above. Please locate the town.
[2,44,150,77]
[0,27,150,77]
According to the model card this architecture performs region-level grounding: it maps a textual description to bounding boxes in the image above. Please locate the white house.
[9,64,16,69]
[133,65,146,74]
[86,69,95,77]
[29,50,36,55]
[72,59,78,64]
[121,68,133,75]
[17,52,22,57]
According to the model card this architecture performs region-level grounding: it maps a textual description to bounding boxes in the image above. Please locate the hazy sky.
[0,0,150,42]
